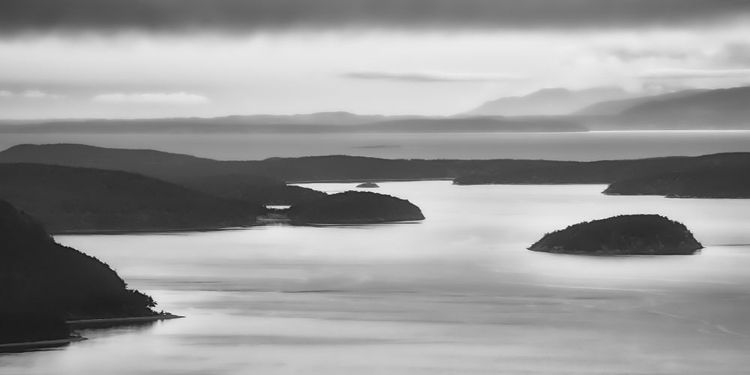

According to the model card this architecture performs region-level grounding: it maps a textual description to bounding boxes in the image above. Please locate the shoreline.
[67,313,185,329]
[52,225,257,236]
[0,314,184,353]
[0,336,87,353]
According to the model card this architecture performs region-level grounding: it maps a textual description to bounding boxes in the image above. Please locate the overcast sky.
[2,0,750,119]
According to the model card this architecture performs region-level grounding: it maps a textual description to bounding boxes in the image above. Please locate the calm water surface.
[2,182,750,374]
[2,131,750,160]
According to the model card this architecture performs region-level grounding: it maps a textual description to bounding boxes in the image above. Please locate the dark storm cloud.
[2,0,750,35]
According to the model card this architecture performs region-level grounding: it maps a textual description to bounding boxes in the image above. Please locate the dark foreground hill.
[287,191,425,224]
[604,165,750,198]
[528,215,703,255]
[0,163,264,233]
[0,200,158,344]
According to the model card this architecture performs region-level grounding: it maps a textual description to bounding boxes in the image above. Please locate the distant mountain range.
[0,86,749,132]
[573,89,710,116]
[617,86,750,127]
[574,85,750,130]
[466,85,750,129]
[463,87,633,116]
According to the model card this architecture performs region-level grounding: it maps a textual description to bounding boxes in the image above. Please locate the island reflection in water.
[2,182,750,374]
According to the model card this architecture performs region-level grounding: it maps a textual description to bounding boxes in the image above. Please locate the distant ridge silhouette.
[464,87,632,116]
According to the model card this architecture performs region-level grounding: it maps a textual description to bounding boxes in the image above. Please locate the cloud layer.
[640,68,750,80]
[718,43,750,66]
[344,70,527,83]
[92,92,210,104]
[0,89,61,99]
[2,0,750,35]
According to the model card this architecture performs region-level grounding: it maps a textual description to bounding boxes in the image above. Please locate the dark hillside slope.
[453,153,750,186]
[0,144,324,205]
[0,144,465,183]
[605,165,750,198]
[0,163,264,233]
[0,143,231,179]
[0,200,157,343]
[3,145,749,192]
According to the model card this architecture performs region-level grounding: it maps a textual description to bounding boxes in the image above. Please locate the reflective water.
[2,182,750,374]
[2,130,750,160]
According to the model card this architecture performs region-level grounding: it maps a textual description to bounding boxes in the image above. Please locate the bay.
[2,182,749,374]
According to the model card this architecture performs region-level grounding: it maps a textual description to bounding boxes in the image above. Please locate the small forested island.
[0,200,164,347]
[356,182,380,188]
[604,166,750,198]
[528,215,703,255]
[286,191,424,224]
